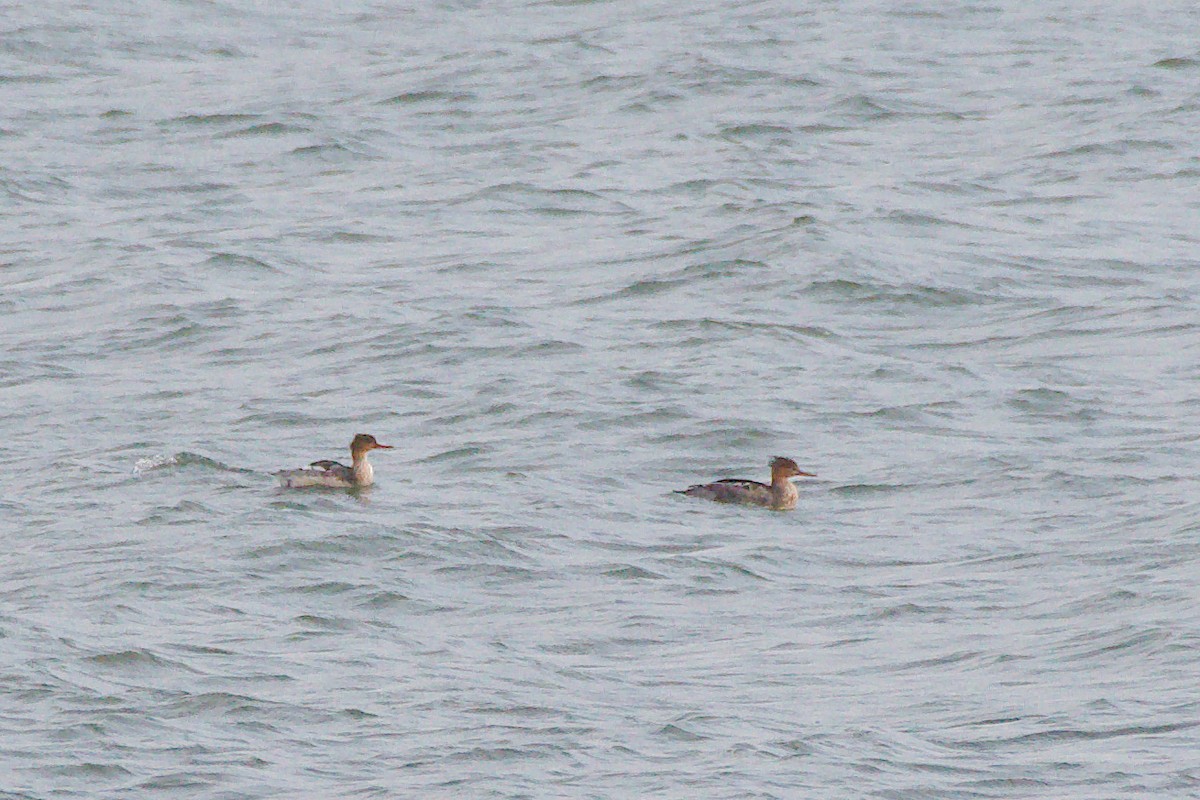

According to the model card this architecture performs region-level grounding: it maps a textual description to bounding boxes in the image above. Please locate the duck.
[677,456,815,510]
[274,433,393,488]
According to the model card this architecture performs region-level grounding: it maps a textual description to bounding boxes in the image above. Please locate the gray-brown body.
[677,457,814,511]
[274,433,393,489]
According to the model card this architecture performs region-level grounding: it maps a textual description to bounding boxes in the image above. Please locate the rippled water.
[3,1,1199,796]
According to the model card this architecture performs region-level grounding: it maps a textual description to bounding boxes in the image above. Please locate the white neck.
[351,452,374,485]
[771,478,798,507]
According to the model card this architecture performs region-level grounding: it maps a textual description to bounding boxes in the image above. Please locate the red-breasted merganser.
[274,434,393,488]
[677,456,815,510]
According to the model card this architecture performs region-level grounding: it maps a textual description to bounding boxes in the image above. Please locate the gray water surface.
[3,1,1199,797]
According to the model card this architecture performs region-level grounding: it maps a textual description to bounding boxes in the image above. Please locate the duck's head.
[351,433,394,457]
[771,456,815,480]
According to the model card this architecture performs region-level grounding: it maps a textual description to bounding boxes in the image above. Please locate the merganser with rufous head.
[274,434,394,488]
[677,456,815,510]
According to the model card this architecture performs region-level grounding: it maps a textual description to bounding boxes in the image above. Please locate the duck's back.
[680,478,773,507]
[275,460,355,488]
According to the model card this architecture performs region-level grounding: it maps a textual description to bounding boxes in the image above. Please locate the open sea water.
[2,1,1199,797]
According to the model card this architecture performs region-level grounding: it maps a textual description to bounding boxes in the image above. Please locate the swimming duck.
[274,433,393,488]
[677,456,815,510]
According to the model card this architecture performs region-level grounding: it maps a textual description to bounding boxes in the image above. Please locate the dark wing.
[309,459,348,471]
[678,478,772,505]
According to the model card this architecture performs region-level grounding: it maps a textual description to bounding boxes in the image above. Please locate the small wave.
[134,453,178,472]
[289,142,379,162]
[134,451,258,475]
[217,121,311,138]
[656,723,707,742]
[199,252,281,274]
[720,122,793,141]
[448,182,633,216]
[86,648,191,671]
[603,564,666,580]
[163,112,259,128]
[1152,56,1200,69]
[805,278,988,307]
[378,89,473,105]
[833,482,908,496]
